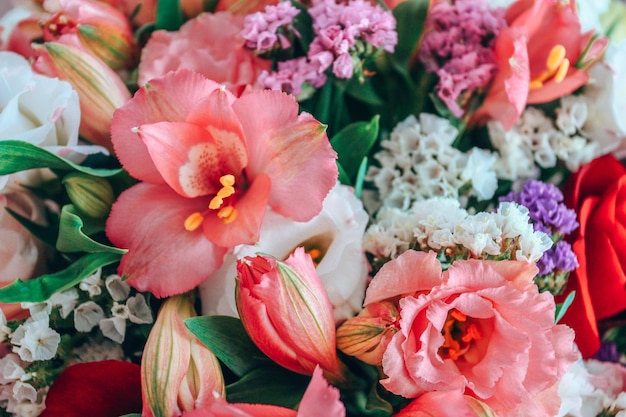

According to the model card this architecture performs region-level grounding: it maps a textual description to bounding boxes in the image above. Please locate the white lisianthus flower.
[582,42,626,158]
[200,183,370,322]
[74,301,105,333]
[12,314,60,362]
[0,51,85,192]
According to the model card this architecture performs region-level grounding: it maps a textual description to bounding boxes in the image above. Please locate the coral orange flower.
[106,69,337,297]
[475,0,605,130]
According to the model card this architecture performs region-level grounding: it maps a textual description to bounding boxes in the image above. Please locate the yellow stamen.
[450,309,467,322]
[184,212,204,231]
[529,80,544,90]
[546,45,566,71]
[217,206,238,224]
[554,58,569,83]
[209,196,223,210]
[220,174,235,187]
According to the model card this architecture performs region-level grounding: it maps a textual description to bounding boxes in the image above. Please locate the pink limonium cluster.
[418,0,506,118]
[257,0,397,96]
[241,1,301,54]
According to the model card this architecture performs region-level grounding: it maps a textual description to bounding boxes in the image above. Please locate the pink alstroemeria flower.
[475,0,605,130]
[106,69,337,297]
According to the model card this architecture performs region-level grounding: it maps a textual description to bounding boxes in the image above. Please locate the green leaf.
[345,77,385,106]
[337,162,352,186]
[290,1,314,54]
[184,316,271,377]
[354,157,368,199]
[392,0,429,65]
[331,116,380,182]
[6,207,59,248]
[0,141,122,177]
[555,291,576,324]
[226,366,310,409]
[155,0,185,31]
[56,205,127,254]
[0,252,122,303]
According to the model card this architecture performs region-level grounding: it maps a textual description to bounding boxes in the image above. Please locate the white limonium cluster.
[366,114,498,210]
[364,197,553,266]
[488,95,605,180]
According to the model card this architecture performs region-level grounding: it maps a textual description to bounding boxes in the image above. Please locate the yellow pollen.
[529,80,544,90]
[184,212,204,231]
[209,196,223,210]
[546,45,566,71]
[220,174,235,187]
[217,206,238,224]
[554,58,569,83]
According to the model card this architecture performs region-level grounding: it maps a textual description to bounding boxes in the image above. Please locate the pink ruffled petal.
[136,121,245,198]
[297,366,345,417]
[105,183,226,297]
[111,69,222,183]
[364,251,442,305]
[202,173,271,247]
[233,90,337,221]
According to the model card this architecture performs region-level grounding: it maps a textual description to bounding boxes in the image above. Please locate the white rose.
[582,42,626,157]
[0,51,81,191]
[0,190,50,287]
[200,183,370,322]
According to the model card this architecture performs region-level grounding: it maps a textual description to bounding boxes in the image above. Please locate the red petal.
[106,183,227,297]
[41,361,141,417]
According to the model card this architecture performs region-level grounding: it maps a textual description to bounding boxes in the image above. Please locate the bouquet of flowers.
[1,0,626,415]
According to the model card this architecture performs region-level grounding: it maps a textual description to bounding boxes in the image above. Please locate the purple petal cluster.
[418,0,506,117]
[537,240,579,275]
[501,179,579,235]
[241,2,301,54]
[256,0,397,95]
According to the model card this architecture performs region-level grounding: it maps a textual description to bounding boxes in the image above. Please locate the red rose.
[558,154,626,357]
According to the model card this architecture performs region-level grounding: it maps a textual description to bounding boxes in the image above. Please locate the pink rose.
[137,12,270,95]
[0,190,51,320]
[362,251,577,415]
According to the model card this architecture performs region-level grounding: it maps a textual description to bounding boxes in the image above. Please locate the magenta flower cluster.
[500,180,579,276]
[241,2,301,54]
[256,0,397,96]
[418,0,506,117]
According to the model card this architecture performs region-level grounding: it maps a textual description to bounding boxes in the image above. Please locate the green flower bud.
[62,173,115,219]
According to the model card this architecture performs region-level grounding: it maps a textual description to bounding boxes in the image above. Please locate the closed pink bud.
[336,301,399,366]
[141,294,225,417]
[33,40,131,151]
[236,248,341,377]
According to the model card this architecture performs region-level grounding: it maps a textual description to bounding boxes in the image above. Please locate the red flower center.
[439,309,482,361]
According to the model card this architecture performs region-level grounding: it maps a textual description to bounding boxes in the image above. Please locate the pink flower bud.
[235,248,341,377]
[33,39,131,151]
[141,294,225,417]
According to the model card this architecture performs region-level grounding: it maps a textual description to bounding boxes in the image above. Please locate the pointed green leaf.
[337,162,352,186]
[354,157,368,199]
[331,116,379,182]
[0,141,122,177]
[555,291,576,324]
[6,207,59,248]
[0,252,122,303]
[226,366,310,408]
[184,316,271,377]
[56,205,127,254]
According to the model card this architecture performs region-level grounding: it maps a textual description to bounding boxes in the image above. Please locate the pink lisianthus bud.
[235,248,342,379]
[336,301,399,366]
[141,294,225,417]
[33,39,131,151]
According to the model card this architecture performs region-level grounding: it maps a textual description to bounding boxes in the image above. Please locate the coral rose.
[360,250,576,415]
[137,12,270,95]
[558,155,626,357]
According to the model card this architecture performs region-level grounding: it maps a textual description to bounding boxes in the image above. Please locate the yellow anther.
[209,196,223,210]
[554,58,569,83]
[184,212,204,231]
[217,206,238,224]
[546,45,566,71]
[220,174,235,187]
[529,80,544,90]
[216,185,235,199]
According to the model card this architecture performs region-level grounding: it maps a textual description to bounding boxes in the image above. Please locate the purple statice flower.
[537,240,578,275]
[418,0,506,117]
[500,179,579,235]
[241,2,301,54]
[592,341,621,363]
